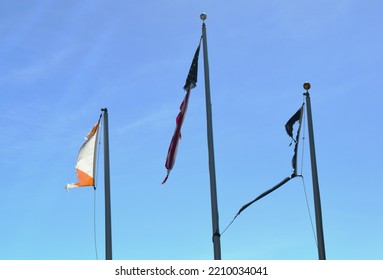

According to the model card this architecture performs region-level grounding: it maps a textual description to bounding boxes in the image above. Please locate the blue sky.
[0,0,382,260]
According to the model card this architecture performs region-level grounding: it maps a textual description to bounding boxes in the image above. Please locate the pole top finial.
[303,82,311,92]
[200,13,207,21]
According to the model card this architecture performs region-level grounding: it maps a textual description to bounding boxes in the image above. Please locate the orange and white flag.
[66,117,101,191]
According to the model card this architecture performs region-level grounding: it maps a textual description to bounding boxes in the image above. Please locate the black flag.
[221,104,307,235]
[233,105,305,218]
[285,106,303,141]
[285,105,304,175]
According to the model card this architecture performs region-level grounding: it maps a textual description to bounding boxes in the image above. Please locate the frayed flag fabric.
[183,43,200,90]
[236,105,305,213]
[222,104,306,233]
[66,116,101,191]
[162,41,201,184]
[161,90,191,184]
[285,104,304,175]
[285,105,303,141]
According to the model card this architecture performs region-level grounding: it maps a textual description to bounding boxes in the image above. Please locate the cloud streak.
[0,47,74,85]
[115,108,173,136]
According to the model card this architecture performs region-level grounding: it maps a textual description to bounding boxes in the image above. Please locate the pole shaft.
[304,93,326,260]
[102,108,113,260]
[202,22,221,260]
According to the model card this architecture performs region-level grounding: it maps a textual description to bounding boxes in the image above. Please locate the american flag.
[162,42,201,184]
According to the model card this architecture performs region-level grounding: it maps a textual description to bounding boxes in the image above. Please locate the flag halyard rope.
[298,113,318,249]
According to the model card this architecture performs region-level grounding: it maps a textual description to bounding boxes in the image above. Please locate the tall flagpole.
[200,13,222,260]
[303,83,326,260]
[101,108,113,260]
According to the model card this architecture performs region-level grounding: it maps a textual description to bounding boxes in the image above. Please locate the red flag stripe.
[162,85,191,184]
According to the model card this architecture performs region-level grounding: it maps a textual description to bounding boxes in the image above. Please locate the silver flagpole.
[200,13,222,260]
[303,83,326,260]
[101,108,113,260]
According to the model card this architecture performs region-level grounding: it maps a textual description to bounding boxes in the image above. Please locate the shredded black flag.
[285,104,304,175]
[221,104,305,235]
[285,107,302,140]
[239,104,305,213]
[237,176,292,216]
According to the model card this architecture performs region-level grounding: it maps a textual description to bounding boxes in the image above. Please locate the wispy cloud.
[115,108,173,135]
[0,47,74,85]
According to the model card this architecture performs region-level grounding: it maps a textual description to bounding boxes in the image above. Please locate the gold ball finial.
[303,82,311,91]
[200,13,207,21]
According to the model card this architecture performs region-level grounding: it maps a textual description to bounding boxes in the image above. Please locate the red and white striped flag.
[162,42,201,184]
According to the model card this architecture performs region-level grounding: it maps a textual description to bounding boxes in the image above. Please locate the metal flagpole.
[303,83,326,260]
[101,108,113,260]
[200,13,222,260]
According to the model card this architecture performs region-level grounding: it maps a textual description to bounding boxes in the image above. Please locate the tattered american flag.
[162,41,201,184]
